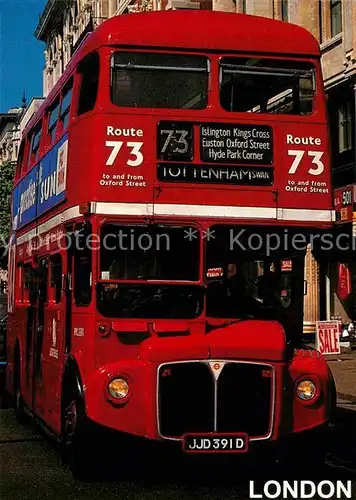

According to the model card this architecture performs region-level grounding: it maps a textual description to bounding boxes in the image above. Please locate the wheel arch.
[61,355,85,403]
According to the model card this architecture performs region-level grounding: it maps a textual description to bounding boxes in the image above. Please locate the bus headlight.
[296,379,316,401]
[108,378,130,400]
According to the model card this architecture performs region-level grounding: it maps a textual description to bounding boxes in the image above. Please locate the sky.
[0,0,47,113]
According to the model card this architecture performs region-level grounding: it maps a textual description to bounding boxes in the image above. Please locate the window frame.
[38,257,49,305]
[60,77,74,131]
[73,222,92,306]
[28,121,43,168]
[23,263,38,304]
[47,98,60,145]
[15,139,25,180]
[330,0,342,38]
[281,0,289,21]
[219,57,316,115]
[318,0,323,43]
[77,51,100,116]
[98,222,201,283]
[110,51,210,110]
[338,101,353,153]
[50,254,62,304]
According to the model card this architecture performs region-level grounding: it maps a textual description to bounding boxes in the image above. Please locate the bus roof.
[90,10,320,56]
[23,11,320,137]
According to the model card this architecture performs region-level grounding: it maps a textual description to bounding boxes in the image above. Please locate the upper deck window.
[48,99,60,143]
[220,58,315,115]
[28,123,42,167]
[77,52,100,116]
[60,79,73,130]
[111,52,209,110]
[16,139,25,179]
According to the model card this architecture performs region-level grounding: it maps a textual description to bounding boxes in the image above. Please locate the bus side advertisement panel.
[12,135,68,231]
[37,136,68,218]
[12,167,38,230]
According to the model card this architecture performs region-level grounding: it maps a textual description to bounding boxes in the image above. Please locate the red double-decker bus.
[7,10,336,476]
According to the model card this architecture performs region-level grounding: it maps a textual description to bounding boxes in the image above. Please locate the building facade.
[0,108,24,168]
[0,98,45,277]
[0,98,45,170]
[35,0,356,330]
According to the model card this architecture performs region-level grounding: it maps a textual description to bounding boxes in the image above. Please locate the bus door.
[64,226,74,356]
[34,241,72,432]
[22,263,38,409]
[34,254,65,430]
[31,257,49,418]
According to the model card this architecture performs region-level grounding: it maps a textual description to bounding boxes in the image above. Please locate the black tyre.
[61,380,97,481]
[14,354,26,423]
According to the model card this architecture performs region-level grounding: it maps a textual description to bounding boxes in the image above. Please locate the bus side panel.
[7,304,29,399]
[19,302,36,410]
[33,303,63,432]
[5,318,17,394]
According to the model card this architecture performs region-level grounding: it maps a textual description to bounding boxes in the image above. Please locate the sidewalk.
[325,350,356,407]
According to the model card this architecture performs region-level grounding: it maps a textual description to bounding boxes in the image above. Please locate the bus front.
[71,12,336,466]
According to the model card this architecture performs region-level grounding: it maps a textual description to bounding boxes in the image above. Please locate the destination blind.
[200,124,273,165]
[157,164,273,186]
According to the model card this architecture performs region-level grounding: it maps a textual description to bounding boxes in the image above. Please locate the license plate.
[182,433,248,453]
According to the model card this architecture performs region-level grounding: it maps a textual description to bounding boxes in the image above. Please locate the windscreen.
[111,52,209,109]
[205,226,306,341]
[99,224,199,281]
[220,57,315,114]
[97,224,202,319]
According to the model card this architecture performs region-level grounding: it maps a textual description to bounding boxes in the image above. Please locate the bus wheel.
[61,385,94,480]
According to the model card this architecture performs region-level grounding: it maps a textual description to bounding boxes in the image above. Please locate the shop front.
[325,185,356,339]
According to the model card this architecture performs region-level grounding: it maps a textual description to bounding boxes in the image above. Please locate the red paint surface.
[7,11,334,446]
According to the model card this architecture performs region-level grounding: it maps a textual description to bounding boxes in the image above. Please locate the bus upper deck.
[6,12,337,476]
[13,10,333,244]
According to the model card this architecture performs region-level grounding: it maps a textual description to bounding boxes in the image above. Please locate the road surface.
[1,398,355,500]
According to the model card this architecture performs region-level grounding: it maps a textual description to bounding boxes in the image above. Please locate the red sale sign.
[316,321,341,355]
[338,263,351,301]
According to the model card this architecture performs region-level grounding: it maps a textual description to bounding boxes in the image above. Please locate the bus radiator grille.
[157,361,273,440]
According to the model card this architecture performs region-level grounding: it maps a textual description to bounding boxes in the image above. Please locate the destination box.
[200,123,273,165]
[157,163,273,186]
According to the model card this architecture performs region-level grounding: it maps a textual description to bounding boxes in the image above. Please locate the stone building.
[0,108,24,168]
[0,98,45,169]
[0,98,45,277]
[35,0,355,331]
[35,0,211,96]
